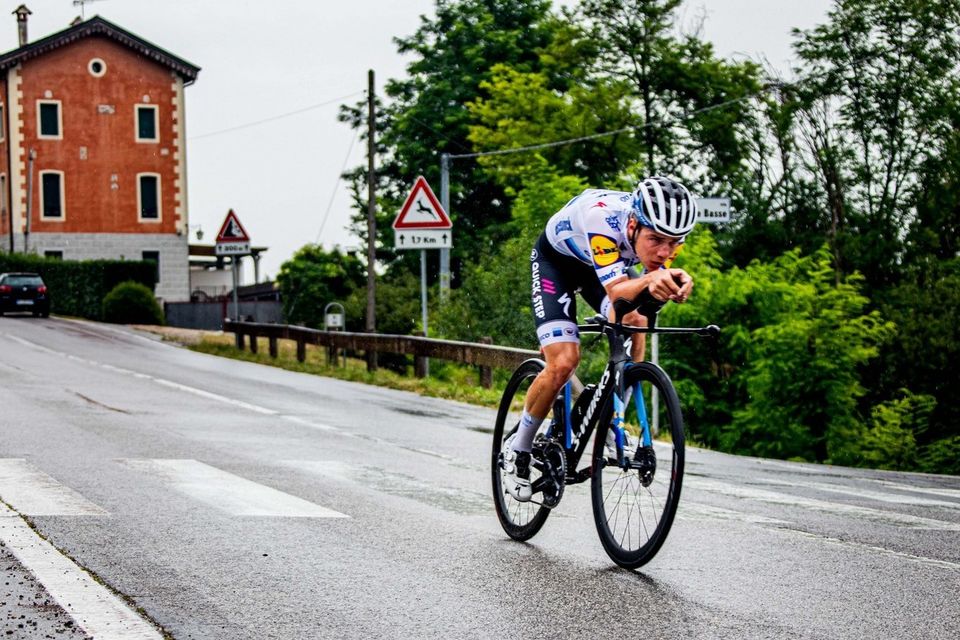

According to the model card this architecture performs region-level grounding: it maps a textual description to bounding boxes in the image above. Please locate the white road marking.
[0,503,164,639]
[685,476,960,531]
[754,477,960,510]
[120,459,348,518]
[872,479,960,501]
[679,501,791,525]
[0,459,108,516]
[783,528,960,572]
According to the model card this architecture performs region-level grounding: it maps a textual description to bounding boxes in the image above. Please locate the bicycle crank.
[530,441,566,508]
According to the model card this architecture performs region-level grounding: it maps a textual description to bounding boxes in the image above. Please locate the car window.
[4,275,44,286]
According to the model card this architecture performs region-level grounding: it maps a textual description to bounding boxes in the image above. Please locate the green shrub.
[102,281,164,325]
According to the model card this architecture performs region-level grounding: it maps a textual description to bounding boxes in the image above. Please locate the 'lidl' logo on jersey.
[590,234,620,267]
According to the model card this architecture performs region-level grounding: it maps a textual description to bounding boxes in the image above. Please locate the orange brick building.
[0,8,200,301]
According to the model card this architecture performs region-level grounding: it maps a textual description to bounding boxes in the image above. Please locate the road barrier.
[223,319,540,388]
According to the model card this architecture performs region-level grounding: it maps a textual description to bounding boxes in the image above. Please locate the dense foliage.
[301,0,960,474]
[102,281,165,325]
[0,253,157,320]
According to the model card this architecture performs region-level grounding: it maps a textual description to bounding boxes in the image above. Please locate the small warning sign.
[215,209,251,256]
[393,176,452,230]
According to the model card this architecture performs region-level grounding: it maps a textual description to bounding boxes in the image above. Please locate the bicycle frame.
[545,315,719,483]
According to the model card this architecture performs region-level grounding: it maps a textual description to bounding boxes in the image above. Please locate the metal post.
[24,149,35,253]
[439,153,451,302]
[231,256,240,320]
[365,69,378,371]
[651,332,660,435]
[420,248,429,376]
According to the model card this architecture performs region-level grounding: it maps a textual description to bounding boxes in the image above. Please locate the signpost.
[393,176,452,375]
[215,209,252,321]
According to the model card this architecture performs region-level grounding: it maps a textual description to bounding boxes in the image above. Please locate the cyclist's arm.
[603,268,692,305]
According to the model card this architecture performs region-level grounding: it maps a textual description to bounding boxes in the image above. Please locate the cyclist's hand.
[647,269,693,303]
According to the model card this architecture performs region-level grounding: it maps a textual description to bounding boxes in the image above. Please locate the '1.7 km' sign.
[395,229,452,249]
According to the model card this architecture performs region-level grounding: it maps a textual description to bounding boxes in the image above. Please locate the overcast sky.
[3,0,834,281]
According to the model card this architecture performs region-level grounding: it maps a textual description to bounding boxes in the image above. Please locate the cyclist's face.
[634,226,683,271]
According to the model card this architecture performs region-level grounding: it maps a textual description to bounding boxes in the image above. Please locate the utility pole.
[439,153,451,301]
[365,69,378,371]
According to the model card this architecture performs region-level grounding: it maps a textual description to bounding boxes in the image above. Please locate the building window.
[0,104,4,142]
[142,250,160,281]
[136,105,158,142]
[137,173,161,221]
[40,171,65,219]
[88,58,107,77]
[38,100,62,139]
[44,250,63,260]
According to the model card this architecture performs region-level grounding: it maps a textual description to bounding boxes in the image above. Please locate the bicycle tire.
[590,361,684,568]
[491,358,552,541]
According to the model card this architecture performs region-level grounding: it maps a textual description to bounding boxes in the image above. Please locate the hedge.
[0,253,157,320]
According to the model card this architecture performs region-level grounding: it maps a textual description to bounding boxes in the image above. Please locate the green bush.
[0,253,156,319]
[102,281,164,325]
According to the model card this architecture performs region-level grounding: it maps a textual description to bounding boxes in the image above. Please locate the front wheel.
[491,358,552,541]
[590,362,685,568]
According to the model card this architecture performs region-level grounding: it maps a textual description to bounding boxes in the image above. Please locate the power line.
[315,128,360,243]
[189,91,363,140]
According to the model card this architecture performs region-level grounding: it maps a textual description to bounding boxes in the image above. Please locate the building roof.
[0,15,200,83]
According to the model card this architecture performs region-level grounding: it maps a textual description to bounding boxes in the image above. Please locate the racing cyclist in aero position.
[503,176,699,502]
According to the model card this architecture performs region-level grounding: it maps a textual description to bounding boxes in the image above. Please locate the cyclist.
[503,176,698,501]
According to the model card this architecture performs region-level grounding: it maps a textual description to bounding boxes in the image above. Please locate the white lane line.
[0,459,108,516]
[783,528,960,572]
[678,501,791,525]
[872,479,960,501]
[120,459,348,518]
[685,476,960,531]
[0,503,163,639]
[754,477,960,510]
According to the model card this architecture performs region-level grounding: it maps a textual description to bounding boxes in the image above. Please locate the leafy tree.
[338,0,560,278]
[276,245,366,328]
[791,0,960,290]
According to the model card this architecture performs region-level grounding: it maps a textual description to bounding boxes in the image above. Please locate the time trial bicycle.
[492,294,719,568]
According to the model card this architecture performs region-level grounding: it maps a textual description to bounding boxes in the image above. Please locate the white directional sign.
[696,197,731,224]
[394,229,452,250]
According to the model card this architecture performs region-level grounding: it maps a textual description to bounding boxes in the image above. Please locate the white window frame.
[88,58,107,77]
[37,100,63,140]
[39,170,66,221]
[0,104,5,142]
[135,104,159,143]
[137,172,162,222]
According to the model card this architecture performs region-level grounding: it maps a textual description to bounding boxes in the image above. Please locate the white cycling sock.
[512,410,544,453]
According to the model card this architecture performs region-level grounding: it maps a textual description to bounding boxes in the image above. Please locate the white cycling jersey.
[545,189,641,286]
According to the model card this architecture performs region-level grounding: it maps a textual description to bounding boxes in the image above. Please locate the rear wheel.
[491,359,552,541]
[590,362,684,568]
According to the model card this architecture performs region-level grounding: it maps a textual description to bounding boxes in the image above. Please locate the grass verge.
[187,334,507,408]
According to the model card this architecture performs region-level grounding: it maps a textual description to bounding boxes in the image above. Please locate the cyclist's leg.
[512,235,585,454]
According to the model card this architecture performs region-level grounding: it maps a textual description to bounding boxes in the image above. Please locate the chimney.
[14,5,31,47]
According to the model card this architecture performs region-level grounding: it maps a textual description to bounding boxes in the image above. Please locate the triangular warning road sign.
[393,176,452,229]
[216,209,251,243]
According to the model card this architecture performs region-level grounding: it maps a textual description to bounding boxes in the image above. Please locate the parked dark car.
[0,272,50,317]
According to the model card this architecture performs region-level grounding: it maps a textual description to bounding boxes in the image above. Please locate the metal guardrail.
[223,319,541,388]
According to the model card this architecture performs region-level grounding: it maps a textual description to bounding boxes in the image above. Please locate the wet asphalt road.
[0,315,958,639]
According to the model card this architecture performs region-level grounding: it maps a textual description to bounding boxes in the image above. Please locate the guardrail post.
[296,339,306,363]
[249,333,258,354]
[413,331,428,379]
[235,328,244,350]
[269,336,278,358]
[479,336,493,388]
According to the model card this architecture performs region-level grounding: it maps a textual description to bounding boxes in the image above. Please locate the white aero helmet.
[631,176,698,239]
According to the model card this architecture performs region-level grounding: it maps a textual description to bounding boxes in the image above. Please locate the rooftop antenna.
[72,0,107,20]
